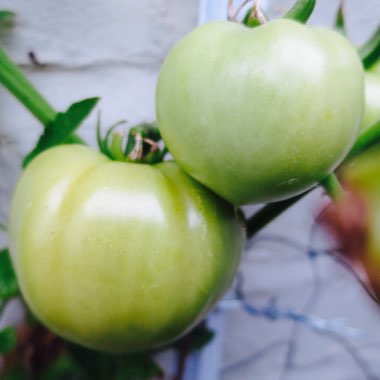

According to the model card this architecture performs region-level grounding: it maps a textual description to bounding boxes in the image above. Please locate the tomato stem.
[245,192,309,239]
[320,174,344,202]
[246,174,343,240]
[0,47,57,126]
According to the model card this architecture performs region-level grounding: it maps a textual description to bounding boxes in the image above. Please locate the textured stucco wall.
[0,1,380,379]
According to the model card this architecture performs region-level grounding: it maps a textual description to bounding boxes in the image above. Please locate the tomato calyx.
[228,0,266,28]
[230,0,316,28]
[97,117,168,164]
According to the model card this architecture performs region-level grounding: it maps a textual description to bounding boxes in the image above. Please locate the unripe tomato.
[156,19,364,205]
[9,145,244,353]
[360,72,380,132]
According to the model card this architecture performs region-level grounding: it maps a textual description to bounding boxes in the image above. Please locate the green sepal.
[124,123,167,164]
[96,116,127,159]
[334,1,346,36]
[0,327,17,354]
[242,7,262,28]
[23,97,99,167]
[283,0,316,24]
[98,120,168,164]
[358,25,380,70]
[109,132,125,161]
[0,248,19,301]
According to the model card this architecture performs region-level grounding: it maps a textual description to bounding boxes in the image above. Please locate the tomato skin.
[9,145,244,353]
[156,19,364,205]
[360,71,380,132]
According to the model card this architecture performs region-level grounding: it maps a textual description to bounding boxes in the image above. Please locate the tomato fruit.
[8,145,244,353]
[156,19,364,205]
[360,71,380,132]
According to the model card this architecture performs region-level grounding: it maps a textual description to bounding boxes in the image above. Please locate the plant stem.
[246,192,308,239]
[320,173,344,201]
[0,47,57,126]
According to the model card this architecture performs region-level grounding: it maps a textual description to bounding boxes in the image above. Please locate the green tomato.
[156,19,364,205]
[360,71,380,132]
[9,145,244,353]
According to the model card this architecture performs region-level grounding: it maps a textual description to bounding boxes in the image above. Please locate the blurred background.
[0,1,380,379]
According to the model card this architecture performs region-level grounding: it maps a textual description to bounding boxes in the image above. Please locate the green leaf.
[23,97,99,167]
[187,325,214,352]
[358,25,380,70]
[114,355,163,380]
[66,342,115,379]
[0,248,19,301]
[0,10,15,30]
[0,327,17,354]
[67,342,163,380]
[334,1,346,36]
[173,323,214,353]
[40,356,86,380]
[2,365,27,380]
[64,134,86,145]
[283,0,316,23]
